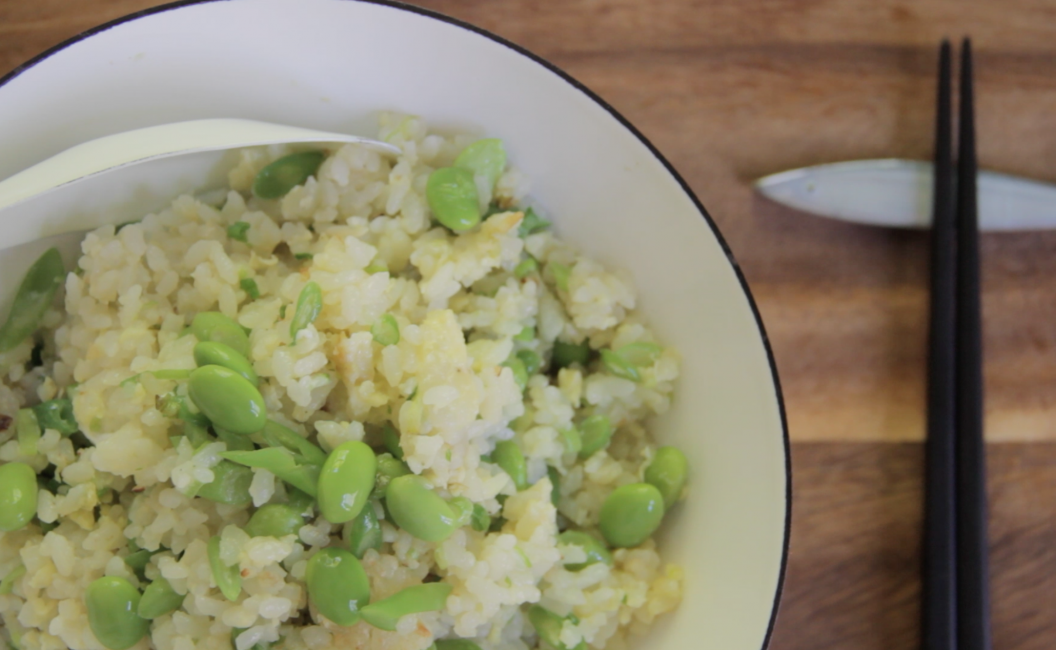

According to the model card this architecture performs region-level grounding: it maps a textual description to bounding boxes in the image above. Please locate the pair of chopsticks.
[922,39,992,650]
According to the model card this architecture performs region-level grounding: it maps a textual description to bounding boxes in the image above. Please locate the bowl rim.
[0,1,792,647]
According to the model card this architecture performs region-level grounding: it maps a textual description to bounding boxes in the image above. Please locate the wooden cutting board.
[5,0,1056,648]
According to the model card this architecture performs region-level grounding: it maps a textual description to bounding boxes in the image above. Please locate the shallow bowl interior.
[0,1,789,648]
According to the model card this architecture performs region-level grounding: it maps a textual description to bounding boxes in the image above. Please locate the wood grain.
[5,1,1056,649]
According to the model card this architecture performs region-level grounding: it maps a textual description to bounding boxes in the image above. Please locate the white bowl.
[0,2,789,648]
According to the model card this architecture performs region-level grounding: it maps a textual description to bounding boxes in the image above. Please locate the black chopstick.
[953,39,992,650]
[922,38,992,650]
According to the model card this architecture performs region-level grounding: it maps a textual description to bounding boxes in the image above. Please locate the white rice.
[0,113,683,650]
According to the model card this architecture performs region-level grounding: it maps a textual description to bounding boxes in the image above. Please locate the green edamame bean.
[253,151,325,200]
[547,466,561,508]
[469,504,490,532]
[137,577,185,619]
[290,281,323,339]
[84,576,149,650]
[558,531,613,571]
[194,341,258,386]
[343,502,383,559]
[558,427,582,457]
[644,446,689,508]
[513,257,538,279]
[616,342,662,367]
[207,535,242,601]
[502,356,528,390]
[191,312,250,357]
[599,349,640,382]
[220,448,320,497]
[448,497,474,528]
[454,138,506,190]
[598,483,665,548]
[374,453,411,494]
[492,441,527,491]
[381,422,404,460]
[286,487,316,516]
[245,504,304,538]
[31,398,78,435]
[371,314,400,346]
[516,349,542,376]
[16,409,40,457]
[0,247,64,353]
[306,547,371,626]
[196,460,254,506]
[261,420,327,466]
[385,475,459,542]
[188,365,267,435]
[426,167,481,232]
[578,415,613,459]
[551,340,590,369]
[360,582,452,631]
[0,462,38,532]
[435,640,482,650]
[318,441,377,524]
[527,605,584,650]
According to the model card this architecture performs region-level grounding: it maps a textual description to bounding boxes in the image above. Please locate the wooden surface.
[5,0,1056,648]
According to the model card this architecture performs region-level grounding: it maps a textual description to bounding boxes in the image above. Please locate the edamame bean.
[31,398,78,435]
[435,640,482,650]
[454,138,506,190]
[360,582,452,631]
[527,605,584,650]
[598,483,665,548]
[245,504,304,538]
[137,577,185,619]
[578,415,613,459]
[194,341,258,386]
[381,422,404,460]
[547,466,561,508]
[599,349,640,382]
[290,281,322,339]
[306,547,370,626]
[84,576,149,650]
[558,531,613,571]
[558,427,582,457]
[220,448,320,497]
[448,497,474,528]
[551,340,590,369]
[616,342,662,367]
[492,441,527,491]
[318,441,376,524]
[644,446,689,508]
[191,312,250,357]
[516,349,542,376]
[207,535,242,601]
[385,475,459,542]
[0,462,38,532]
[197,460,254,506]
[343,502,382,558]
[426,167,481,232]
[261,420,327,466]
[253,151,325,199]
[286,488,316,516]
[0,247,64,353]
[469,504,490,532]
[188,365,267,434]
[513,257,538,279]
[15,409,40,457]
[371,314,400,346]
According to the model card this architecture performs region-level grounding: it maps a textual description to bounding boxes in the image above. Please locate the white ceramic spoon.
[0,118,400,213]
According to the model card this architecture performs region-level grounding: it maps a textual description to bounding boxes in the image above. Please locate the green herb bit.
[381,422,404,460]
[600,349,641,382]
[252,151,325,200]
[220,447,321,497]
[616,342,663,367]
[0,247,65,353]
[240,278,261,300]
[551,340,591,370]
[518,207,550,237]
[513,326,535,342]
[31,398,77,436]
[515,349,542,376]
[513,257,538,279]
[207,535,242,601]
[290,281,323,339]
[294,252,314,261]
[227,221,251,243]
[549,262,571,292]
[16,409,41,457]
[371,314,400,346]
[0,563,26,594]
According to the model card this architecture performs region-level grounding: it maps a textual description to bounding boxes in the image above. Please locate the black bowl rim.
[0,1,792,647]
